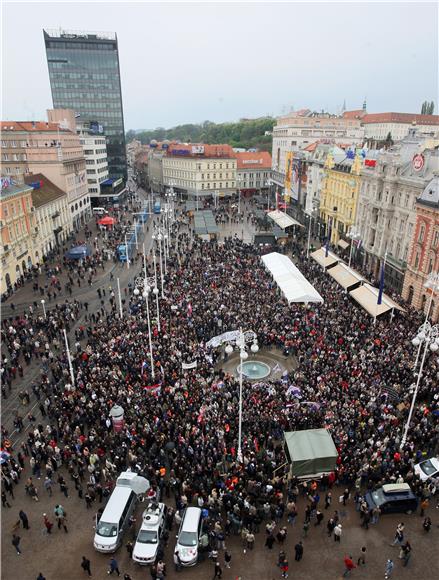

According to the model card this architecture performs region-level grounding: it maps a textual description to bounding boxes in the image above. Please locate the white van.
[93,471,149,553]
[174,507,203,567]
[92,207,107,216]
[93,486,136,552]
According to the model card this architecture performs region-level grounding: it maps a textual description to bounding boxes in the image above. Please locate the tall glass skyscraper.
[44,29,127,181]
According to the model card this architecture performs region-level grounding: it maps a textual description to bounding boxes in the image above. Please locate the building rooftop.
[44,28,116,41]
[235,151,272,169]
[0,178,33,199]
[1,121,71,133]
[24,174,66,208]
[362,112,439,125]
[343,110,367,120]
[417,175,439,208]
[166,143,235,158]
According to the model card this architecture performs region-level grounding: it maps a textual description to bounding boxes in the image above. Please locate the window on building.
[414,250,420,269]
[418,224,425,243]
[432,230,439,248]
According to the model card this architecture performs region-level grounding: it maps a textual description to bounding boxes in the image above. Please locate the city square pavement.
[2,191,438,580]
[1,470,437,580]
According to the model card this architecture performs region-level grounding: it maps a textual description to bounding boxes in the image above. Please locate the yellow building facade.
[1,179,38,296]
[320,152,362,243]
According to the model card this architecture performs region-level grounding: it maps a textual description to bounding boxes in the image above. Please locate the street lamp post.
[224,329,259,463]
[62,328,75,387]
[265,180,271,211]
[116,277,123,318]
[401,321,439,449]
[306,210,316,259]
[347,226,361,268]
[154,231,165,298]
[41,299,46,319]
[134,269,155,381]
[124,233,130,270]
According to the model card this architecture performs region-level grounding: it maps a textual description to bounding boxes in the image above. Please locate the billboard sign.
[284,151,293,191]
[89,121,104,135]
[191,145,204,154]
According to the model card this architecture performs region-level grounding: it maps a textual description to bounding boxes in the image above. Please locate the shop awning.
[327,263,364,291]
[310,248,339,269]
[261,252,323,303]
[338,239,349,250]
[268,209,303,229]
[349,283,405,318]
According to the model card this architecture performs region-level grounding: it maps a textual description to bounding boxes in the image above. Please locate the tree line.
[420,101,435,115]
[126,118,276,151]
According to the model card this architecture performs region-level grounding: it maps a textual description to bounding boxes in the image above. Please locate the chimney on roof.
[31,121,36,129]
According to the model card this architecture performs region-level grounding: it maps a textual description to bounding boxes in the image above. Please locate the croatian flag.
[187,303,193,317]
[377,255,386,305]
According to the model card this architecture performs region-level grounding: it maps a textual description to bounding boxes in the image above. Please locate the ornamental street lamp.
[134,266,155,380]
[224,329,259,463]
[347,226,361,268]
[413,272,439,374]
[401,321,439,449]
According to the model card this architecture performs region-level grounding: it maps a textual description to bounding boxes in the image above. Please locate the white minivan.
[93,471,149,553]
[174,507,203,567]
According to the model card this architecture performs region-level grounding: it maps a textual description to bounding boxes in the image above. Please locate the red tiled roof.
[167,143,235,158]
[362,112,439,125]
[343,110,367,119]
[1,121,71,132]
[234,151,272,169]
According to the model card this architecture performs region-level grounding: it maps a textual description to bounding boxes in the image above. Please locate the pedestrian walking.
[265,533,275,550]
[213,561,222,578]
[334,523,342,542]
[174,550,182,572]
[423,516,432,532]
[107,557,120,576]
[12,534,21,554]
[2,490,11,508]
[400,540,411,567]
[292,541,302,562]
[81,556,92,576]
[43,514,53,534]
[224,550,232,568]
[391,522,404,546]
[357,546,367,566]
[281,557,289,578]
[384,559,394,579]
[19,510,29,529]
[343,555,356,577]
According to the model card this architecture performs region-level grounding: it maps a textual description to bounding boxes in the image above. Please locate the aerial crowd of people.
[1,192,438,579]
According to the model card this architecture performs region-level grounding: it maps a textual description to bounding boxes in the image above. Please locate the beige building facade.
[0,179,37,295]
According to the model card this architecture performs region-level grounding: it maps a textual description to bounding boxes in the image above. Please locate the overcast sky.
[2,1,438,130]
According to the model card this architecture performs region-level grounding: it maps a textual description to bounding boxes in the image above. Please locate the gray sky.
[2,1,438,130]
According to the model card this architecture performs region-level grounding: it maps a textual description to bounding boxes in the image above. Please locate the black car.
[365,483,418,514]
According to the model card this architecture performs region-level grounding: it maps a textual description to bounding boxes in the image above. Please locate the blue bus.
[117,240,135,262]
[153,199,161,214]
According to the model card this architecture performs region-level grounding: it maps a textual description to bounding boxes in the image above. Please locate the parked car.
[365,483,418,515]
[132,502,168,565]
[174,507,203,567]
[414,457,439,482]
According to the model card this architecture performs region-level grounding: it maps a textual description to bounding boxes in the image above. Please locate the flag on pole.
[377,254,386,305]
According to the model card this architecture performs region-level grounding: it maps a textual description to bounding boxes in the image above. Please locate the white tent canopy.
[349,283,405,318]
[261,252,324,303]
[267,209,303,229]
[328,263,364,291]
[310,248,339,269]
